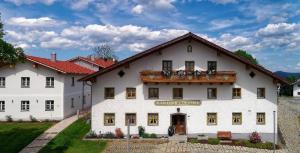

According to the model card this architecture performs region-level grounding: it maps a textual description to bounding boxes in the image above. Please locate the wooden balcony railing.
[140,70,236,84]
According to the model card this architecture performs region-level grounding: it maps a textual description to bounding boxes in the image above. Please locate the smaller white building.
[68,56,115,71]
[293,79,300,97]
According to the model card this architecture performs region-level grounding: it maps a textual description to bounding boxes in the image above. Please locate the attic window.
[118,70,125,77]
[187,45,192,52]
[249,71,255,78]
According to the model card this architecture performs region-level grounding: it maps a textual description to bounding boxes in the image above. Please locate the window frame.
[148,88,159,99]
[104,113,115,126]
[125,113,137,126]
[207,113,217,125]
[0,101,5,112]
[21,100,30,112]
[207,88,217,99]
[46,77,54,88]
[257,88,265,99]
[104,87,115,99]
[185,61,195,71]
[21,77,30,88]
[148,113,159,126]
[162,60,172,71]
[207,61,217,72]
[232,112,242,125]
[45,100,54,111]
[232,88,241,99]
[173,88,183,99]
[0,77,5,88]
[126,88,136,99]
[256,112,266,125]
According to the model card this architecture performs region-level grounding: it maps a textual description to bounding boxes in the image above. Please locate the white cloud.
[257,23,299,37]
[4,0,56,5]
[209,19,239,30]
[7,17,65,27]
[70,0,94,10]
[40,37,78,49]
[132,5,144,14]
[208,0,237,4]
[128,43,147,52]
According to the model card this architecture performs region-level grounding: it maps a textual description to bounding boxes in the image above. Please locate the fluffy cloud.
[257,23,299,37]
[4,0,56,5]
[40,37,78,48]
[7,17,64,27]
[70,0,95,10]
[132,5,144,14]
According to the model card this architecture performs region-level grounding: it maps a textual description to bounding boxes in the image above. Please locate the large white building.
[0,53,113,121]
[81,33,287,142]
[292,79,300,97]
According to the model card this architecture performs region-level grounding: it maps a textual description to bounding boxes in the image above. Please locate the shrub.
[249,132,261,143]
[244,140,273,149]
[85,130,98,138]
[103,132,115,139]
[138,126,145,137]
[30,115,38,122]
[149,133,157,138]
[6,115,12,122]
[115,128,124,138]
[208,138,220,145]
[188,138,199,143]
[17,119,23,122]
[142,133,150,138]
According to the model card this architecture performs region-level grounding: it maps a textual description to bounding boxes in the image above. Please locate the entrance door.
[171,114,186,135]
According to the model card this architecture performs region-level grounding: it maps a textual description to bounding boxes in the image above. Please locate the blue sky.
[1,0,300,72]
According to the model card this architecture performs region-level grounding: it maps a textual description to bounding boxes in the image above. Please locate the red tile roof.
[68,56,115,68]
[26,56,95,74]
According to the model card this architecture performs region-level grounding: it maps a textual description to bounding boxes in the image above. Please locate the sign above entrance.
[155,100,201,106]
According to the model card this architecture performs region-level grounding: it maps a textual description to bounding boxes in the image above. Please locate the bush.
[188,138,199,143]
[138,126,145,137]
[149,133,157,138]
[85,130,98,138]
[142,133,150,138]
[17,119,23,122]
[103,132,115,139]
[244,140,273,149]
[115,128,124,138]
[249,132,261,143]
[6,115,12,122]
[208,138,220,145]
[29,115,38,122]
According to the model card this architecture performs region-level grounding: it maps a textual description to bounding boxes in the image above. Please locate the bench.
[217,131,232,140]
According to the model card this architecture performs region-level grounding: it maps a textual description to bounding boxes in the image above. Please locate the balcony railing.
[140,70,236,84]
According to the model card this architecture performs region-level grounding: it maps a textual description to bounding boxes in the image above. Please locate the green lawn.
[0,122,54,153]
[39,117,107,153]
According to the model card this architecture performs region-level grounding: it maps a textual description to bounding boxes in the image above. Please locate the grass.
[39,117,107,153]
[0,122,54,153]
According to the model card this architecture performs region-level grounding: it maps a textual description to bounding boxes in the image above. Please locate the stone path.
[19,115,80,153]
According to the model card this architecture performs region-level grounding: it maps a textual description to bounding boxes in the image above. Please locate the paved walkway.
[19,115,80,153]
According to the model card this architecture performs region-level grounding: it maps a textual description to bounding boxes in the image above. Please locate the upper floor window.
[232,88,241,99]
[104,113,115,126]
[207,61,217,72]
[21,77,30,88]
[148,113,159,126]
[257,88,265,99]
[0,77,5,88]
[0,101,5,112]
[126,88,136,99]
[45,100,54,111]
[185,61,195,71]
[232,113,242,125]
[207,113,217,125]
[105,88,115,99]
[71,77,75,86]
[162,60,172,71]
[187,45,192,52]
[21,100,30,111]
[148,88,159,99]
[256,113,265,125]
[46,77,54,88]
[207,88,217,99]
[125,113,136,126]
[173,88,183,99]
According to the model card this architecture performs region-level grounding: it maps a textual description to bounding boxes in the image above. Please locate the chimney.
[51,52,56,62]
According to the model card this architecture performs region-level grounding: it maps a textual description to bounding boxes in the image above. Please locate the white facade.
[0,61,91,121]
[293,81,300,97]
[89,37,280,142]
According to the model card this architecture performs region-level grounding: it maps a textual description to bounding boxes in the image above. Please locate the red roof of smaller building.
[26,56,95,74]
[68,56,115,68]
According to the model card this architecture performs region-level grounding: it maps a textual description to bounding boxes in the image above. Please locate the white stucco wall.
[293,83,300,97]
[72,59,100,71]
[91,40,278,141]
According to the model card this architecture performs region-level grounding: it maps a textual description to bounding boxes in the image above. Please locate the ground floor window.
[232,113,242,125]
[21,101,30,112]
[298,92,300,95]
[232,88,241,99]
[148,113,159,126]
[207,113,217,125]
[0,101,5,112]
[45,100,54,111]
[104,113,115,126]
[256,112,266,125]
[125,113,136,126]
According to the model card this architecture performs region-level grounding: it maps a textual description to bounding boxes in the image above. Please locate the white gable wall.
[293,83,300,97]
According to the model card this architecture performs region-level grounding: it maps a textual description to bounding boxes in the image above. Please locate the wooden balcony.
[140,70,236,84]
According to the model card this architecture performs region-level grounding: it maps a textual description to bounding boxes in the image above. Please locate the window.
[105,88,115,99]
[148,88,159,99]
[0,77,5,88]
[173,88,183,99]
[104,113,115,126]
[21,101,30,111]
[257,88,265,98]
[126,88,136,99]
[207,61,217,72]
[207,113,217,125]
[71,77,75,86]
[187,45,192,52]
[148,113,159,126]
[257,113,266,125]
[46,77,54,88]
[185,61,195,71]
[162,60,172,71]
[0,101,5,112]
[298,92,300,95]
[298,83,300,87]
[125,113,136,126]
[21,77,30,88]
[232,88,241,99]
[207,88,217,99]
[232,113,242,125]
[71,98,74,108]
[45,100,54,111]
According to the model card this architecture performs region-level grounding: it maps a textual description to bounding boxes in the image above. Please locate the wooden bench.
[217,131,232,140]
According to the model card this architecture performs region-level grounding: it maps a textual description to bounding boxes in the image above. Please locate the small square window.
[45,100,54,111]
[207,88,217,99]
[207,113,217,125]
[162,60,172,71]
[0,101,5,112]
[207,61,217,72]
[257,88,265,98]
[232,88,241,99]
[21,101,30,111]
[105,88,115,99]
[148,88,159,99]
[148,113,159,126]
[21,77,30,88]
[126,88,136,99]
[232,113,242,125]
[125,113,136,126]
[0,77,5,88]
[257,113,265,125]
[46,77,54,88]
[104,113,115,126]
[173,88,183,99]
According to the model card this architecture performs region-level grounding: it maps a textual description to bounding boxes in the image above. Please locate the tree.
[234,50,258,65]
[93,43,118,60]
[279,75,298,96]
[0,14,4,39]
